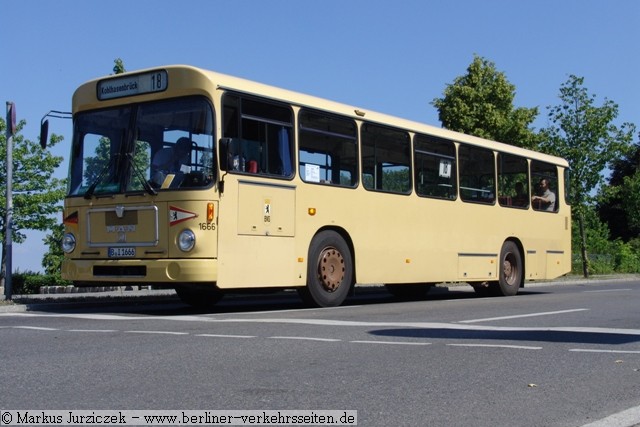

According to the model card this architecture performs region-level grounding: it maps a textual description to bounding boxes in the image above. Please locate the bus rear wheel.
[497,241,522,296]
[299,230,353,307]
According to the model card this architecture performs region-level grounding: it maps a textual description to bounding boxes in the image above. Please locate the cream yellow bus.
[44,65,571,307]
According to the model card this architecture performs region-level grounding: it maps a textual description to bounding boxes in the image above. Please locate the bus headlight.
[177,229,196,252]
[62,233,76,253]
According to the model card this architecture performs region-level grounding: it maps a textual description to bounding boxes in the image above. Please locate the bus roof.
[73,64,569,168]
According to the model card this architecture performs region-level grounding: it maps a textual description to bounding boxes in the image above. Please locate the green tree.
[42,223,64,275]
[539,75,636,277]
[112,58,126,75]
[597,142,640,241]
[0,118,66,288]
[432,55,539,148]
[619,172,640,233]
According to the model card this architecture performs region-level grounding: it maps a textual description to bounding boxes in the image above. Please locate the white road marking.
[205,305,361,316]
[583,289,632,293]
[196,334,256,339]
[569,349,640,354]
[3,313,640,339]
[458,308,590,324]
[350,340,431,346]
[580,403,640,427]
[447,343,542,350]
[269,336,341,342]
[124,330,189,335]
[3,321,640,355]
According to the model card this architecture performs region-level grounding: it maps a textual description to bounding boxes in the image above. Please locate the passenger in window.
[532,178,556,211]
[151,137,192,187]
[512,182,528,207]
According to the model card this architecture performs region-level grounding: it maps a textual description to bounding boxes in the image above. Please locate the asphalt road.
[1,279,639,427]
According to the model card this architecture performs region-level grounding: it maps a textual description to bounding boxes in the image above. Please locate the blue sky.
[1,0,639,273]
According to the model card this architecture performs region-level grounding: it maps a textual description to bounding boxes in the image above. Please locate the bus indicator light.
[207,203,215,222]
[308,208,316,216]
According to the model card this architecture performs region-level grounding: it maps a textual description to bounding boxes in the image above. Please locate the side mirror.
[218,137,233,194]
[40,119,49,149]
[39,110,72,149]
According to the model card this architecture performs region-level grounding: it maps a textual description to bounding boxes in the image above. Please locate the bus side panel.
[217,179,298,288]
[525,250,542,280]
[297,188,463,285]
[457,254,498,281]
[340,190,570,285]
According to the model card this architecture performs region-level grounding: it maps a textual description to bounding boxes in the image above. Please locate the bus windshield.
[69,96,216,197]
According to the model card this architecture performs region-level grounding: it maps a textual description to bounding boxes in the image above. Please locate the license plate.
[108,247,136,258]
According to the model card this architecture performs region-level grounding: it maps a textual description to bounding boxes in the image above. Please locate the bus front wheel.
[299,231,353,307]
[497,241,522,296]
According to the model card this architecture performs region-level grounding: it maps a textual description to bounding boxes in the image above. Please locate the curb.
[0,288,178,313]
[39,286,120,294]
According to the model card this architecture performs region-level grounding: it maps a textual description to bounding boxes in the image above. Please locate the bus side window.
[361,123,411,194]
[498,153,529,209]
[459,144,495,204]
[298,109,357,187]
[222,93,293,178]
[414,134,457,200]
[531,161,559,212]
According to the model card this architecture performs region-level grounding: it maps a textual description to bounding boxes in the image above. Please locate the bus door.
[217,92,296,287]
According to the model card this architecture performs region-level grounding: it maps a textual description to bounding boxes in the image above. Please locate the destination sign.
[97,70,168,100]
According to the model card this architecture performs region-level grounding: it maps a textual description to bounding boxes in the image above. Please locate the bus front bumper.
[62,258,218,285]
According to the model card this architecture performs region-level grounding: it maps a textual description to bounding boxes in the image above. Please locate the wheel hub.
[503,255,517,285]
[318,247,345,292]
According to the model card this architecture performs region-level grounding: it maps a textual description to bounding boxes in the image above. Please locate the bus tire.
[174,284,223,308]
[497,241,522,296]
[300,230,353,307]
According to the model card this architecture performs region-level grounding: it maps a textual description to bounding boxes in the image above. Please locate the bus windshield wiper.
[84,154,118,199]
[126,153,157,196]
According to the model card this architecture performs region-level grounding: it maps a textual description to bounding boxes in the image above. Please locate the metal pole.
[5,102,14,300]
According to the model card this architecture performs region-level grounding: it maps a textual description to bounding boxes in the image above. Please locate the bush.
[573,239,640,275]
[11,271,71,294]
[572,253,616,275]
[614,240,640,273]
